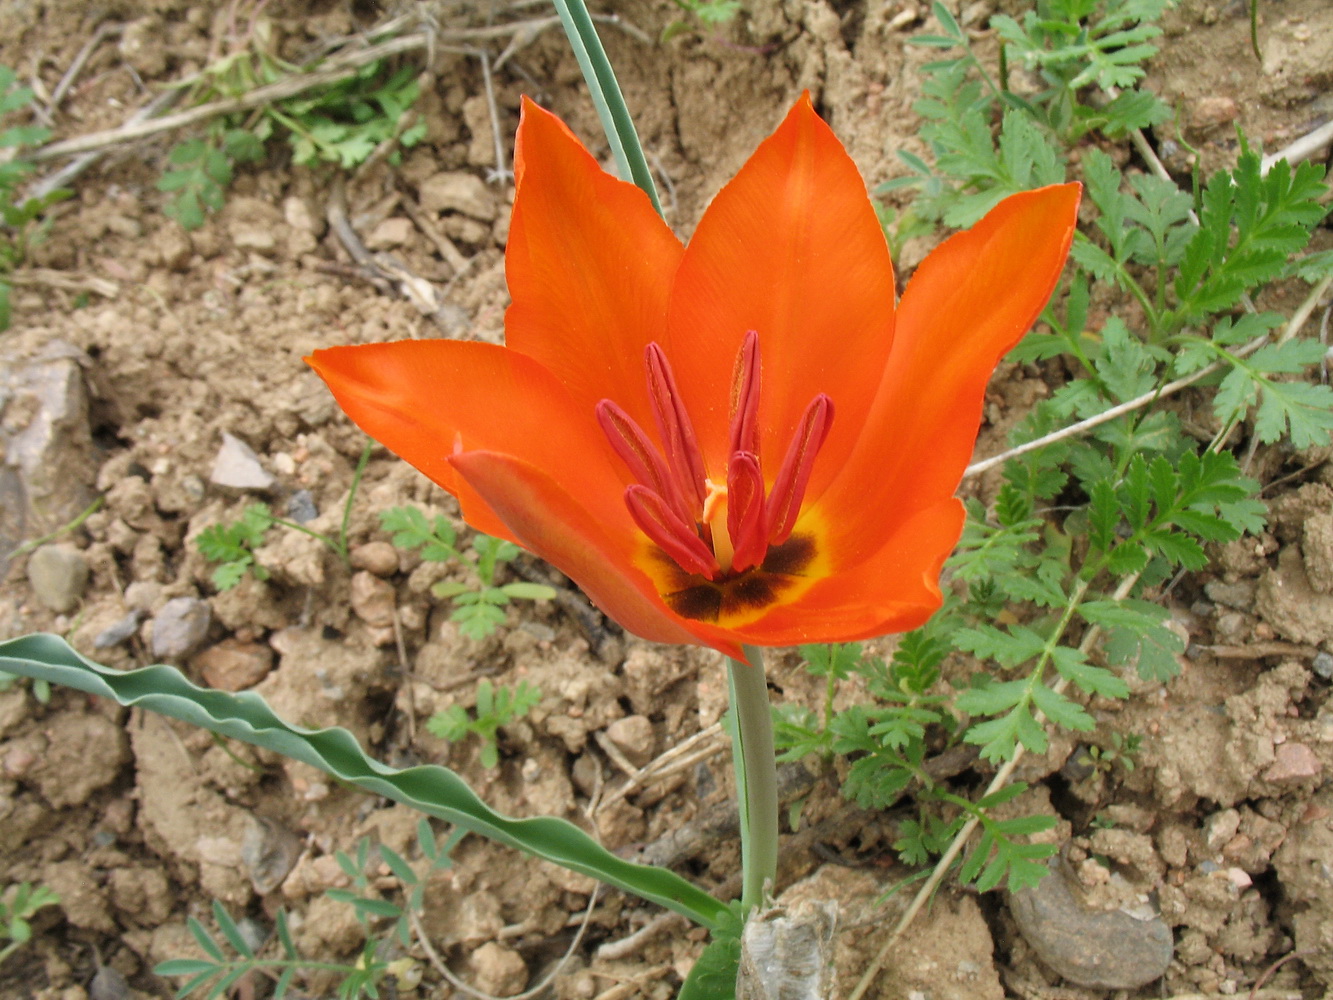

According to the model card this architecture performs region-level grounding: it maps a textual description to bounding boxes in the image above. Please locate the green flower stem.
[728,644,779,913]
[551,0,663,216]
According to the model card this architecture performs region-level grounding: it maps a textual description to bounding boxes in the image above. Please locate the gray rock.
[285,489,317,524]
[94,609,145,649]
[210,432,275,491]
[1008,858,1173,989]
[0,343,97,561]
[241,815,303,895]
[151,596,212,660]
[26,543,89,612]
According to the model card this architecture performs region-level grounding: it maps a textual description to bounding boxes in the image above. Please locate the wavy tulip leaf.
[0,633,727,930]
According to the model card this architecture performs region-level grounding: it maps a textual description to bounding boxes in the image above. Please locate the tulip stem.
[551,0,663,216]
[727,645,779,914]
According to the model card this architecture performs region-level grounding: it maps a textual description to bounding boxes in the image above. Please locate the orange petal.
[664,94,896,489]
[506,99,684,428]
[692,500,964,649]
[816,183,1081,558]
[306,340,627,542]
[450,450,740,656]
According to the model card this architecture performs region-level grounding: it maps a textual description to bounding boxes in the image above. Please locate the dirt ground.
[0,0,1331,998]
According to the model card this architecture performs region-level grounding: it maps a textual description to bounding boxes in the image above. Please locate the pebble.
[241,814,303,895]
[466,942,528,996]
[151,596,212,660]
[27,543,89,612]
[1315,651,1333,680]
[365,217,415,250]
[285,489,318,524]
[1008,858,1173,989]
[350,541,400,577]
[209,432,275,491]
[192,638,274,691]
[605,715,656,768]
[349,570,396,628]
[418,171,498,221]
[94,609,145,649]
[1262,741,1322,782]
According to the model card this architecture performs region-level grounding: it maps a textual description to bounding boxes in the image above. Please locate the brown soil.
[0,1,1331,999]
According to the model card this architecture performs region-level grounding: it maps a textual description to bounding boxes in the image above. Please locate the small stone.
[1190,95,1239,129]
[350,541,400,576]
[282,196,323,236]
[94,610,145,649]
[1263,742,1322,782]
[605,715,656,768]
[418,171,498,221]
[365,217,415,250]
[27,543,89,612]
[350,571,396,628]
[1314,651,1333,680]
[467,942,528,996]
[1205,808,1241,852]
[241,815,303,895]
[192,638,274,691]
[1008,858,1173,989]
[285,489,318,524]
[151,596,212,660]
[210,433,275,491]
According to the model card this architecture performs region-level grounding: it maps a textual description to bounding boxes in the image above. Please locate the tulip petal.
[506,99,684,428]
[450,450,737,655]
[665,94,896,488]
[817,183,1081,560]
[695,500,964,649]
[306,340,627,543]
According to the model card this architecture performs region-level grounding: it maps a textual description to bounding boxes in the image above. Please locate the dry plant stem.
[847,572,1142,1000]
[1263,118,1333,172]
[966,274,1333,479]
[30,32,431,161]
[408,886,599,1000]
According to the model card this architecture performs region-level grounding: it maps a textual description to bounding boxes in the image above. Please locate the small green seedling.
[0,882,60,966]
[156,821,460,999]
[0,66,72,329]
[381,506,556,640]
[196,442,373,590]
[159,58,424,230]
[196,503,275,590]
[426,678,542,768]
[662,0,743,40]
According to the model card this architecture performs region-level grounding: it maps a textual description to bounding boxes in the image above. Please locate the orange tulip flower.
[308,95,1079,661]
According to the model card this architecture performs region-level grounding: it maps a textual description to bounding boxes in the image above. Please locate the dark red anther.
[766,394,834,545]
[596,399,691,524]
[729,331,761,458]
[624,485,720,579]
[645,343,708,520]
[726,451,768,573]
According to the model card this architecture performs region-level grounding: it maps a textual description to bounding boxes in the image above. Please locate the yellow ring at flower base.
[635,513,832,630]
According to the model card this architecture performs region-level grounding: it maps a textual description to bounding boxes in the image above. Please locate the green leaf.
[500,582,556,601]
[212,900,253,958]
[188,916,225,962]
[0,634,729,930]
[678,905,746,1000]
[154,960,218,976]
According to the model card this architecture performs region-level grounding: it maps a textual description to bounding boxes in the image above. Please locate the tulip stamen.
[645,344,708,520]
[599,334,832,588]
